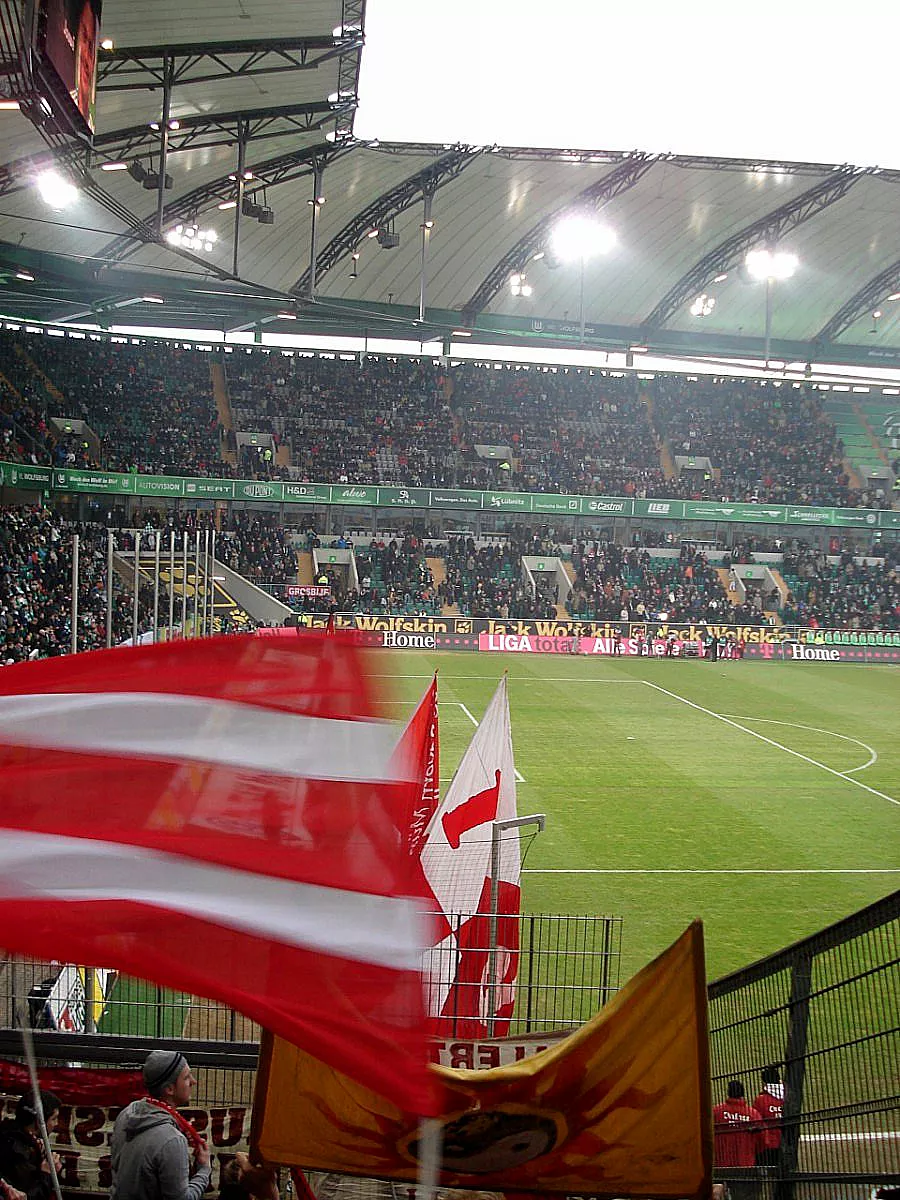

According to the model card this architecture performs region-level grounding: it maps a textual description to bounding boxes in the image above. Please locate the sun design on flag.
[289,1043,667,1187]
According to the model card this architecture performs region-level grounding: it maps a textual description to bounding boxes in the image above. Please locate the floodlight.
[141,296,164,304]
[100,37,114,50]
[217,199,237,210]
[713,272,728,282]
[100,161,128,171]
[550,213,616,262]
[690,293,716,317]
[888,292,900,302]
[15,271,34,282]
[36,170,77,209]
[745,249,798,280]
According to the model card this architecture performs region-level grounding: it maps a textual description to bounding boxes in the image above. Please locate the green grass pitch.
[378,652,900,985]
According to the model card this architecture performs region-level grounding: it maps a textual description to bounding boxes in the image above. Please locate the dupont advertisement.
[275,615,900,662]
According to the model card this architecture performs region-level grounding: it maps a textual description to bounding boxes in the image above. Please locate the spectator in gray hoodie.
[110,1052,211,1200]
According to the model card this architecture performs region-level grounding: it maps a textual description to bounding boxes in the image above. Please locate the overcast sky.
[355,0,895,168]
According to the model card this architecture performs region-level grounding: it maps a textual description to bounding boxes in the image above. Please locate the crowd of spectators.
[0,332,897,513]
[650,377,875,507]
[351,535,439,615]
[0,330,225,477]
[438,535,557,619]
[568,540,755,624]
[780,545,900,629]
[0,506,154,664]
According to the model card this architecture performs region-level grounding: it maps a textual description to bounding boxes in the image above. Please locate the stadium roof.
[1,0,899,369]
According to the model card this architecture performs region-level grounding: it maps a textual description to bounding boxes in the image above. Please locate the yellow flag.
[253,922,711,1198]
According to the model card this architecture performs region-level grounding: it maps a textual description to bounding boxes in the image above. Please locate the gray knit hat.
[143,1050,188,1097]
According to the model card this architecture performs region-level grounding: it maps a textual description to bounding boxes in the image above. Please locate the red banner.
[0,1059,143,1106]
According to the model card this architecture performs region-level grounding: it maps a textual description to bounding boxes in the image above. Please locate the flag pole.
[17,1014,64,1200]
[486,813,546,1037]
[168,530,176,640]
[105,529,114,648]
[415,1117,443,1200]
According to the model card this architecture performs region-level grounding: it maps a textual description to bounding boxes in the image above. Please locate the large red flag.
[392,674,440,858]
[420,675,521,1037]
[0,633,438,1114]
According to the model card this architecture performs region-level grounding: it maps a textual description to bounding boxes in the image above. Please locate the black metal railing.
[708,889,900,1199]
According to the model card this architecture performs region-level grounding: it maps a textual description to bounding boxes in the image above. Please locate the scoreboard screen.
[36,0,103,135]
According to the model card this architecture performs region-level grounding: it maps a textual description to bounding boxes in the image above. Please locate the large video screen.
[38,0,103,135]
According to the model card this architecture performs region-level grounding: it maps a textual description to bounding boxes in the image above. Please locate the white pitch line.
[644,681,900,809]
[372,675,642,683]
[523,868,900,875]
[458,702,526,783]
[719,714,878,775]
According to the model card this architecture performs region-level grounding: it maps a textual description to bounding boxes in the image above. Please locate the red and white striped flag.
[420,675,521,1037]
[0,634,438,1114]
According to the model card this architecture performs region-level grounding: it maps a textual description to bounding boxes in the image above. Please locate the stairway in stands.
[210,359,237,467]
[821,394,888,483]
[296,550,315,586]
[428,556,460,615]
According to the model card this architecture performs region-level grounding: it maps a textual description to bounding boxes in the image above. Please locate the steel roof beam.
[0,101,355,196]
[461,153,657,322]
[815,257,900,343]
[97,35,360,91]
[290,145,483,295]
[94,141,355,266]
[642,167,865,330]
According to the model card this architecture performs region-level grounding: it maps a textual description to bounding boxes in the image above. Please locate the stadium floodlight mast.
[745,248,798,367]
[550,213,616,344]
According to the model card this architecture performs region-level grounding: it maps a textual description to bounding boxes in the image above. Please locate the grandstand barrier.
[267,615,900,662]
[1,459,898,530]
[708,888,899,1198]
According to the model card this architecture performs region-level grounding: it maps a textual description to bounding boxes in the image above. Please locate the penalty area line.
[643,680,900,809]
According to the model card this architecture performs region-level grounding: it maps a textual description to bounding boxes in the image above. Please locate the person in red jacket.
[713,1080,763,1200]
[754,1065,784,1167]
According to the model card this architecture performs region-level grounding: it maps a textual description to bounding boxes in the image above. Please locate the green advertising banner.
[484,490,533,512]
[1,461,896,532]
[135,475,186,497]
[430,489,483,509]
[331,484,378,506]
[283,482,332,504]
[580,497,633,517]
[376,485,432,508]
[632,498,686,519]
[531,493,584,514]
[832,507,881,528]
[0,462,51,488]
[683,501,787,524]
[784,506,835,526]
[54,468,136,493]
[184,478,236,499]
[234,480,283,502]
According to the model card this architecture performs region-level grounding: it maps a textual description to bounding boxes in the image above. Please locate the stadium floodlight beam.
[745,248,799,281]
[549,213,616,345]
[550,213,616,263]
[36,170,78,209]
[745,248,798,367]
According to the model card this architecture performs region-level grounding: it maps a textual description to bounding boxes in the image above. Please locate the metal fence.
[0,912,621,1048]
[708,889,900,1200]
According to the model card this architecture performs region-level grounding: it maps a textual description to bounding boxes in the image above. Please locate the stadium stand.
[0,331,896,513]
[650,376,870,506]
[780,544,900,629]
[0,506,153,663]
[0,331,225,476]
[566,540,761,623]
